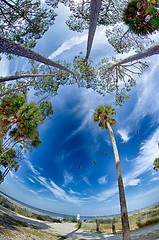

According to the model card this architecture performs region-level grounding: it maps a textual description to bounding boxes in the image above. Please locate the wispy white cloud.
[123,128,159,187]
[151,176,159,182]
[63,109,93,142]
[128,55,159,123]
[48,27,107,61]
[132,128,159,175]
[125,178,141,187]
[9,172,25,184]
[25,160,40,176]
[24,129,159,205]
[63,87,113,143]
[38,177,83,204]
[28,177,35,183]
[44,197,57,202]
[26,159,83,204]
[62,171,73,187]
[69,189,81,196]
[49,35,87,60]
[132,185,159,200]
[98,175,107,185]
[118,129,131,143]
[93,186,118,202]
[29,189,37,194]
[82,176,91,186]
[90,128,159,202]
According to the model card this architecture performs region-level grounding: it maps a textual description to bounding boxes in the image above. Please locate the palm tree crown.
[123,0,159,36]
[93,105,116,129]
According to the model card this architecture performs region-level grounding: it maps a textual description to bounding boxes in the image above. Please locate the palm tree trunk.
[0,166,11,184]
[0,73,56,83]
[108,43,159,71]
[0,141,20,159]
[107,121,131,240]
[0,37,76,77]
[85,0,102,61]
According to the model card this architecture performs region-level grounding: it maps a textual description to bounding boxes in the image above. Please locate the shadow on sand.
[0,206,50,231]
[57,228,115,240]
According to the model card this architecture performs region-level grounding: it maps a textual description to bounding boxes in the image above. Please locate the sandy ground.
[0,205,159,240]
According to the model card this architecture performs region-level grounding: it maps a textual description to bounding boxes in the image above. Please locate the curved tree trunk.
[0,141,20,160]
[108,43,159,71]
[0,37,76,77]
[107,121,131,240]
[0,73,56,83]
[0,168,10,184]
[85,0,102,61]
[0,163,15,184]
[0,82,35,98]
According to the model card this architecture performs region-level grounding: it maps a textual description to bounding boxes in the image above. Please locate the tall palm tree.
[93,105,131,240]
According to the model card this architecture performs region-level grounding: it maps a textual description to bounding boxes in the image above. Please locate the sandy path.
[58,224,159,240]
[0,205,159,239]
[0,205,76,234]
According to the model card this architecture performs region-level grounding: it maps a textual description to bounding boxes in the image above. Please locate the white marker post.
[77,213,81,228]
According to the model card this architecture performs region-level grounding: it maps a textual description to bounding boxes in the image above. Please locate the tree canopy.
[65,0,126,32]
[0,92,54,183]
[0,0,58,48]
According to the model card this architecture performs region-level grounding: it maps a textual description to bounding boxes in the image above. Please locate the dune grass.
[0,194,61,223]
[81,204,159,233]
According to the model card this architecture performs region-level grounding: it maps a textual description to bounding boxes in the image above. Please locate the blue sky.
[0,3,159,217]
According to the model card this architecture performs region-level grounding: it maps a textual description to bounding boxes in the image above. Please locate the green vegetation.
[81,204,159,233]
[123,0,159,36]
[0,211,62,239]
[0,194,61,223]
[153,157,159,171]
[0,92,54,183]
[0,0,58,48]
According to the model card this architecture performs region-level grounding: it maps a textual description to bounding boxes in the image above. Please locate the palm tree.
[153,157,159,171]
[0,93,53,160]
[93,105,131,240]
[85,0,102,61]
[0,149,19,184]
[123,0,159,36]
